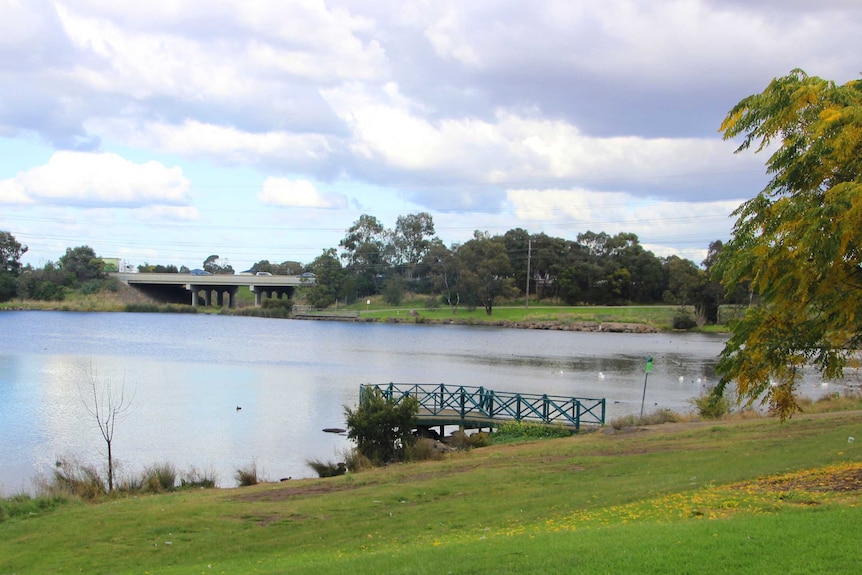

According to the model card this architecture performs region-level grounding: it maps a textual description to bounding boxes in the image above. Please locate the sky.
[1,0,861,272]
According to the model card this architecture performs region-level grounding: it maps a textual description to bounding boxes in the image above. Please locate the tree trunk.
[107,440,114,492]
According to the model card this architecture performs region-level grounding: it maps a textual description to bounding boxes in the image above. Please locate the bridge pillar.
[191,289,199,307]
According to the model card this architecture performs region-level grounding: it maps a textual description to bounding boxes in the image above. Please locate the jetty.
[364,383,605,434]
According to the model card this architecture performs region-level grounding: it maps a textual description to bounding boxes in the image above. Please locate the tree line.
[0,222,743,323]
[307,211,745,322]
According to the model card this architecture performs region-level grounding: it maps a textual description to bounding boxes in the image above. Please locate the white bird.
[678,376,684,383]
[598,372,605,380]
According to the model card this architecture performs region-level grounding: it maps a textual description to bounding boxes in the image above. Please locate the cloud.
[89,119,338,169]
[0,151,191,208]
[322,83,765,206]
[259,178,347,208]
[506,187,742,260]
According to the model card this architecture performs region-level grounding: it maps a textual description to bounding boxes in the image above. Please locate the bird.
[678,376,684,383]
[598,372,605,380]
[236,406,242,411]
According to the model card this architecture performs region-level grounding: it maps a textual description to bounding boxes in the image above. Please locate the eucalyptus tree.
[392,212,436,282]
[339,214,392,296]
[456,231,518,315]
[306,248,346,308]
[715,69,862,418]
[0,230,27,301]
[422,239,461,312]
[59,245,105,284]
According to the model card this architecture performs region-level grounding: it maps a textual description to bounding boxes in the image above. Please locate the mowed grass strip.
[1,412,860,574]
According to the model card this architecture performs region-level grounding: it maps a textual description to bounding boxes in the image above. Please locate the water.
[0,311,830,493]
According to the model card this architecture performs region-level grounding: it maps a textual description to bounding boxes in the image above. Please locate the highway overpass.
[113,272,313,307]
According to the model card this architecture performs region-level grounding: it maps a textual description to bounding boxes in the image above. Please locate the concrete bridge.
[113,272,313,308]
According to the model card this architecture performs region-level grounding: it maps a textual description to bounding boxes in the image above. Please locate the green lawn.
[2,412,860,573]
[357,301,688,330]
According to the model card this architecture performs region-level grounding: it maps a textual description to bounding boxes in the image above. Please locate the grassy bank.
[359,302,684,330]
[2,412,860,573]
[1,280,725,331]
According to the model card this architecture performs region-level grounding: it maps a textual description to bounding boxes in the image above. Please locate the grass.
[357,299,691,330]
[1,411,860,573]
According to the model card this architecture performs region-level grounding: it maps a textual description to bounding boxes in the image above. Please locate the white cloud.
[507,187,742,258]
[322,84,762,199]
[0,151,191,208]
[259,178,347,208]
[88,119,337,168]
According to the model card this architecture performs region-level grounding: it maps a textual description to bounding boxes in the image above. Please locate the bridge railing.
[363,383,605,431]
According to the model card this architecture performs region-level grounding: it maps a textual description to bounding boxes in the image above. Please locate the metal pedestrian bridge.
[365,383,605,433]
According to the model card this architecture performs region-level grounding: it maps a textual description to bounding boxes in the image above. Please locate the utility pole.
[525,238,532,309]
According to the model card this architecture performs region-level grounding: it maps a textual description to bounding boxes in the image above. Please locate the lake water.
[0,311,832,493]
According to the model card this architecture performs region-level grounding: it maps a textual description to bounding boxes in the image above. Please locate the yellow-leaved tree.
[716,69,862,419]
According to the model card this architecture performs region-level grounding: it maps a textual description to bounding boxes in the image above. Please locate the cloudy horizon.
[2,0,860,271]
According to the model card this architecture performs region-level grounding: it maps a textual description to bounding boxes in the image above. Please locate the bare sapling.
[78,363,135,492]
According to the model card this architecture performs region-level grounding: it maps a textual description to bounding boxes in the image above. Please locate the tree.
[59,245,105,285]
[16,261,67,301]
[78,364,135,492]
[457,231,519,315]
[662,256,705,306]
[339,214,392,296]
[715,69,862,419]
[392,212,436,276]
[203,255,234,275]
[344,387,418,465]
[306,248,345,308]
[423,240,461,313]
[0,231,27,301]
[0,231,27,275]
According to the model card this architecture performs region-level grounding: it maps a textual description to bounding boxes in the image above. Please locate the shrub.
[448,430,492,449]
[344,387,419,465]
[609,409,681,430]
[162,304,197,314]
[493,421,572,441]
[180,467,217,489]
[262,298,293,313]
[342,448,374,473]
[672,309,697,330]
[140,462,177,493]
[404,437,445,461]
[79,279,102,295]
[235,462,262,487]
[306,459,347,478]
[690,387,731,419]
[39,457,106,500]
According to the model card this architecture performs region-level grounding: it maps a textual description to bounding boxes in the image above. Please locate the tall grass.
[234,462,263,487]
[609,408,681,429]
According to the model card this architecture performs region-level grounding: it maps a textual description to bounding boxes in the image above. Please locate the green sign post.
[640,356,653,418]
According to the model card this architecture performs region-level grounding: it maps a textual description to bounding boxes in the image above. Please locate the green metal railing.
[363,383,605,431]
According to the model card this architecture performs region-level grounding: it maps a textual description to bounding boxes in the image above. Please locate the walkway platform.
[365,383,606,433]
